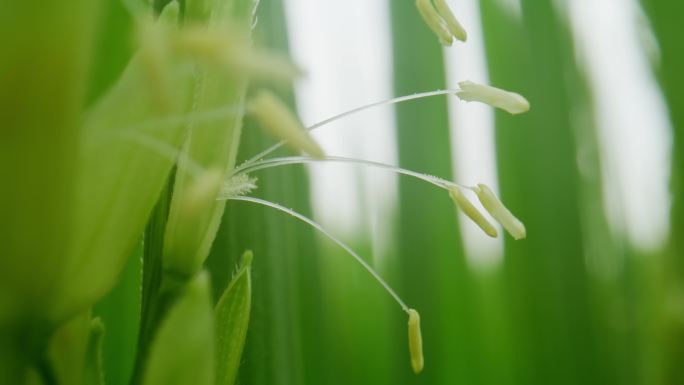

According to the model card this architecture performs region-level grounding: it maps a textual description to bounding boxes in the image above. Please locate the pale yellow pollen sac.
[473,183,527,240]
[173,27,301,80]
[415,0,454,46]
[407,309,424,374]
[448,187,498,238]
[248,90,325,159]
[456,80,530,115]
[434,0,468,42]
[182,168,225,215]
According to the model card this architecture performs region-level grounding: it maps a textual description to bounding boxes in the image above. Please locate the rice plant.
[1,0,682,385]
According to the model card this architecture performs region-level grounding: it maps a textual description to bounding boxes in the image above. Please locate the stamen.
[456,81,530,114]
[244,89,459,164]
[232,155,463,191]
[247,90,325,159]
[408,309,424,374]
[415,0,453,46]
[434,0,467,42]
[472,184,526,240]
[226,196,411,313]
[448,187,498,237]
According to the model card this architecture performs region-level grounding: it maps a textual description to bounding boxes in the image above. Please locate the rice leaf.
[214,251,253,385]
[54,23,196,320]
[163,0,260,277]
[142,271,215,385]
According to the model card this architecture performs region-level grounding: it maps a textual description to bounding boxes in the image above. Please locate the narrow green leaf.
[82,318,105,385]
[214,251,253,385]
[162,0,259,277]
[206,1,325,384]
[390,1,476,384]
[142,271,215,385]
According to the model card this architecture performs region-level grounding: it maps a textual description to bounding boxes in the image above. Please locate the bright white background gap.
[283,0,397,260]
[443,0,504,271]
[282,0,672,269]
[567,0,671,253]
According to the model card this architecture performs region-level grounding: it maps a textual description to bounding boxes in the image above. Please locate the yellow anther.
[434,0,467,42]
[449,187,498,237]
[457,81,530,114]
[473,184,526,240]
[416,0,454,46]
[407,309,424,374]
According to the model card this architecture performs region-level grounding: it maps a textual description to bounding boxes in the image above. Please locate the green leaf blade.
[214,251,253,385]
[143,271,215,385]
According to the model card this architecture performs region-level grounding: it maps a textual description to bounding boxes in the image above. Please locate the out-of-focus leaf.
[638,1,684,382]
[206,0,326,384]
[142,271,215,385]
[53,19,196,321]
[82,318,106,385]
[390,1,478,384]
[86,0,135,104]
[215,251,253,385]
[481,1,609,384]
[93,242,141,385]
[0,0,100,328]
[48,311,92,385]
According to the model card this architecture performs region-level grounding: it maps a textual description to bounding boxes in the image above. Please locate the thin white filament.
[243,89,460,164]
[233,155,464,190]
[227,195,411,313]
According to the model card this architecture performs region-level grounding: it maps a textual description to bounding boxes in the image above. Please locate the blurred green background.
[91,0,683,384]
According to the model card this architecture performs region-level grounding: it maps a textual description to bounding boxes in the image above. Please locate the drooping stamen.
[243,89,460,165]
[433,0,467,42]
[456,81,530,115]
[248,90,325,159]
[415,0,453,46]
[472,183,526,240]
[407,309,424,374]
[448,187,498,237]
[226,196,411,313]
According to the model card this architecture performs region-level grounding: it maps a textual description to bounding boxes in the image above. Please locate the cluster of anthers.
[155,0,530,375]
